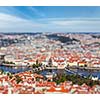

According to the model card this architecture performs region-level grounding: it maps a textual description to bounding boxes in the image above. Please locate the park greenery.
[53,73,100,87]
[46,34,80,44]
[32,63,42,68]
[3,61,15,64]
[15,75,23,84]
[0,60,100,87]
[32,59,42,68]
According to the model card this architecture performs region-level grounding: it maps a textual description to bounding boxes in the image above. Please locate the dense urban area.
[0,32,100,94]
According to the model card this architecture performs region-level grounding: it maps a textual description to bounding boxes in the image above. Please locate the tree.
[0,69,4,75]
[16,78,22,84]
[53,72,100,87]
[55,79,61,85]
[61,75,66,82]
[36,77,40,81]
[84,64,87,67]
[32,64,36,68]
[9,75,13,79]
[48,58,53,67]
[15,75,22,84]
[36,59,39,65]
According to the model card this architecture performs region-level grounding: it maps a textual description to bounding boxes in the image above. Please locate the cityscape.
[0,32,100,94]
[0,6,100,94]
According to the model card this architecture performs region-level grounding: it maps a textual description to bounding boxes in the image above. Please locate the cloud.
[0,7,31,19]
[0,13,45,32]
[50,20,80,26]
[0,6,46,20]
[0,12,100,32]
[27,7,45,17]
[42,18,100,32]
[50,20,100,26]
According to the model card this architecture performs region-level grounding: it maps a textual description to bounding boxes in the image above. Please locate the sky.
[0,6,100,32]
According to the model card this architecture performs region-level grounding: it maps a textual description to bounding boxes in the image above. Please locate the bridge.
[66,66,100,72]
[46,67,57,69]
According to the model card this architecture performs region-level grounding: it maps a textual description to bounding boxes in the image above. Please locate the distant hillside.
[46,34,80,44]
[0,32,42,35]
[91,35,100,38]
